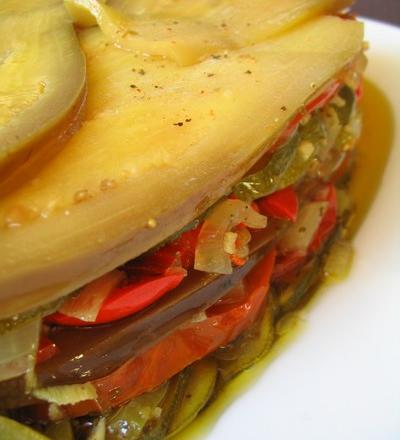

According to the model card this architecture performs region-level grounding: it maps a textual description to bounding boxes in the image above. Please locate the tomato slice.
[257,186,299,222]
[46,270,186,327]
[308,183,337,253]
[63,249,276,417]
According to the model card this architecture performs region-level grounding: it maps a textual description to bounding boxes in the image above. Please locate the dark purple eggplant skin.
[36,242,275,387]
[0,376,40,410]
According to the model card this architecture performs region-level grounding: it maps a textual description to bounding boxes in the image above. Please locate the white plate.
[187,18,400,440]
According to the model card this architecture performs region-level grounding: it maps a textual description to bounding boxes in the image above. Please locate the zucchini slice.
[0,415,50,440]
[277,258,321,314]
[106,382,168,440]
[214,296,275,382]
[168,359,217,437]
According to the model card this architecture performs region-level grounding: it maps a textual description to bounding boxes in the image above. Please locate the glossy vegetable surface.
[323,239,353,282]
[0,415,50,440]
[132,227,201,274]
[36,335,59,365]
[234,132,300,201]
[0,317,40,381]
[68,0,352,65]
[277,258,321,314]
[0,14,363,319]
[257,186,299,222]
[47,270,186,326]
[0,0,85,185]
[37,246,273,386]
[214,297,275,382]
[56,270,125,323]
[139,372,189,440]
[62,250,276,416]
[234,101,335,202]
[195,199,267,274]
[308,183,338,253]
[106,382,168,439]
[167,359,218,437]
[279,201,329,253]
[103,372,189,440]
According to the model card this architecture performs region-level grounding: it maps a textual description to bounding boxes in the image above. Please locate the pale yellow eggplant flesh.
[0,5,363,318]
[65,0,354,66]
[0,0,86,186]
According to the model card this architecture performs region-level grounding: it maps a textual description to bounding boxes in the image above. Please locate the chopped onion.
[0,318,40,382]
[48,403,67,422]
[234,227,252,258]
[298,140,315,161]
[324,240,353,282]
[194,199,267,274]
[190,311,208,323]
[33,382,97,405]
[223,232,238,255]
[59,270,125,322]
[279,201,328,253]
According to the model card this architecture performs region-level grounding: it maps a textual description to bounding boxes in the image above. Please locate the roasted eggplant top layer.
[0,0,363,319]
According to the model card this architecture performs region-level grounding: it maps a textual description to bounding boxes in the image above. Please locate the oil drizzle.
[173,79,394,440]
[348,79,395,237]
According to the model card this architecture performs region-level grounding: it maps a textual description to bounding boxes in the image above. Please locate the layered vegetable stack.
[0,0,365,438]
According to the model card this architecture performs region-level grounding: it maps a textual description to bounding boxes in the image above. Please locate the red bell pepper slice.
[257,186,299,222]
[46,227,200,327]
[305,81,341,113]
[271,183,338,281]
[36,335,59,364]
[46,270,186,327]
[275,114,302,146]
[63,249,276,417]
[308,183,338,253]
[130,226,201,274]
